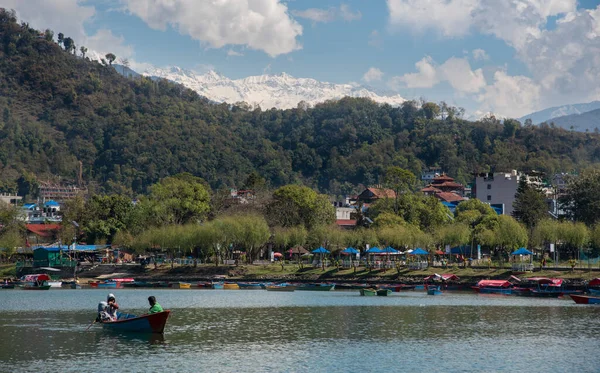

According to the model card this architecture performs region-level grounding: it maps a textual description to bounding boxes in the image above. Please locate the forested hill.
[1,11,599,198]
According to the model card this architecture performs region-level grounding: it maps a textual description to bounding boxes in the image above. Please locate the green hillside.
[0,10,599,198]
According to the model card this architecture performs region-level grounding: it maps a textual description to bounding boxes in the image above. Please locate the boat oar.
[85,319,97,331]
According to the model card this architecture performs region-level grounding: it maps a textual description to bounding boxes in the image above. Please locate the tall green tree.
[265,185,335,229]
[512,175,548,232]
[105,53,116,65]
[561,170,600,226]
[384,166,416,214]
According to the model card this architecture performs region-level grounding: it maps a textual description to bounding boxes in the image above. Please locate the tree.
[105,53,116,65]
[236,214,270,262]
[80,46,87,59]
[512,175,548,232]
[82,194,135,243]
[384,166,416,214]
[265,185,335,230]
[493,215,528,265]
[147,173,211,225]
[63,37,74,53]
[44,29,53,42]
[561,170,600,226]
[57,32,64,47]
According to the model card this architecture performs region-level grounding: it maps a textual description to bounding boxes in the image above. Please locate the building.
[21,200,62,224]
[39,181,86,203]
[356,187,396,204]
[0,193,22,205]
[421,167,443,181]
[420,174,467,204]
[473,170,544,215]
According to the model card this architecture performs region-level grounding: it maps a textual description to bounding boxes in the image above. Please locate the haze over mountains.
[519,101,600,126]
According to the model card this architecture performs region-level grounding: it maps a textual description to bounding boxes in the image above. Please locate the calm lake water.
[0,289,599,373]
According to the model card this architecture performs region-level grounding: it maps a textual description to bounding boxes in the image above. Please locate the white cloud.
[86,29,134,59]
[387,0,477,37]
[391,56,485,93]
[472,48,489,61]
[362,67,384,83]
[292,4,361,23]
[227,49,244,57]
[339,4,362,21]
[477,71,541,118]
[122,0,302,57]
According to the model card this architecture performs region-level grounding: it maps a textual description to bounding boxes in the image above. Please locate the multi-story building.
[39,181,86,203]
[473,170,544,215]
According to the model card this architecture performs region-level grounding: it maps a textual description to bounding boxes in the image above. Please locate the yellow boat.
[223,283,240,290]
[171,282,191,289]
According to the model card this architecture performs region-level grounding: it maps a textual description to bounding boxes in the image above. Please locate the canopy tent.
[410,248,429,255]
[512,248,534,256]
[424,273,460,282]
[21,274,51,282]
[476,280,511,288]
[365,247,382,254]
[589,278,600,287]
[312,247,330,254]
[434,250,445,255]
[341,247,359,254]
[273,252,283,258]
[381,246,398,254]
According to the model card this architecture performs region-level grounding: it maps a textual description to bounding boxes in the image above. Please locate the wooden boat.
[89,278,135,289]
[376,289,392,296]
[265,284,296,292]
[296,283,335,291]
[427,285,442,295]
[101,310,171,333]
[588,288,600,295]
[1,283,15,289]
[223,283,240,290]
[335,283,368,290]
[360,288,377,296]
[571,294,600,304]
[472,280,513,295]
[238,282,263,289]
[20,274,51,290]
[170,282,191,289]
[70,283,82,289]
[212,282,224,289]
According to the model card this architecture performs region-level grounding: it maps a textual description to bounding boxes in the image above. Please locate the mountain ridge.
[138,65,406,109]
[519,101,600,125]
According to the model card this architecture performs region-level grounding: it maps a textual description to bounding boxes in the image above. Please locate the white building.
[473,170,544,215]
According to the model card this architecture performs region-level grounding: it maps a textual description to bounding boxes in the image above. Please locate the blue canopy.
[312,247,330,254]
[381,246,398,253]
[342,247,359,254]
[511,247,534,255]
[365,247,382,254]
[411,248,429,255]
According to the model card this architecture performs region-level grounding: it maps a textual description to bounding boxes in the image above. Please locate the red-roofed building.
[357,188,396,204]
[434,192,466,203]
[26,223,61,246]
[335,219,357,230]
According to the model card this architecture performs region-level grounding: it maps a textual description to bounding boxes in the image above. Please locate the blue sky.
[5,0,600,118]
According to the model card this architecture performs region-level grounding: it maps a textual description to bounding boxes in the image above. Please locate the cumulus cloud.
[472,48,489,61]
[477,71,541,118]
[362,67,384,83]
[227,49,244,57]
[122,0,302,57]
[391,56,485,93]
[292,3,361,23]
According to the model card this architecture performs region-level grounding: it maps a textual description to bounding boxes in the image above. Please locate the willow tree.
[236,214,270,263]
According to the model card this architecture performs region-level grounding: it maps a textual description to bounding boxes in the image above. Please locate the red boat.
[570,294,600,305]
[101,311,171,333]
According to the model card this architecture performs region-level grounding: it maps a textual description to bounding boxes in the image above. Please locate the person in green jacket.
[148,296,164,314]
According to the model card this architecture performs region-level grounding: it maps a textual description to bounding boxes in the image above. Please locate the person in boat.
[106,293,119,320]
[96,301,112,322]
[148,296,163,314]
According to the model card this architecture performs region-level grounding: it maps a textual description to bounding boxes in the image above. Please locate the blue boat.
[472,280,513,295]
[212,282,224,289]
[101,310,170,333]
[588,288,600,295]
[238,282,263,289]
[426,285,442,295]
[295,283,335,291]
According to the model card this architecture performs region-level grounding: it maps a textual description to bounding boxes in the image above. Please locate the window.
[487,195,492,201]
[487,184,491,190]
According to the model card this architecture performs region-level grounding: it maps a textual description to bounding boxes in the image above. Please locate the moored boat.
[571,294,600,304]
[295,283,335,291]
[212,282,224,289]
[48,281,62,288]
[265,284,296,292]
[588,288,600,295]
[223,282,240,290]
[170,282,191,289]
[238,282,263,289]
[472,280,513,295]
[427,285,442,295]
[89,278,135,289]
[1,283,15,289]
[20,274,51,290]
[376,289,392,296]
[359,288,377,296]
[100,310,171,333]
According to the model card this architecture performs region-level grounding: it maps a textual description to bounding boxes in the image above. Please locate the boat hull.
[571,294,600,304]
[101,310,171,333]
[296,284,335,291]
[589,288,600,295]
[23,285,51,290]
[427,286,442,295]
[376,289,392,296]
[265,285,296,292]
[223,283,240,290]
[170,282,191,289]
[238,283,263,289]
[472,287,512,295]
[360,288,377,296]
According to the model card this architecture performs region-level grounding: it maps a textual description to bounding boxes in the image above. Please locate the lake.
[0,289,599,373]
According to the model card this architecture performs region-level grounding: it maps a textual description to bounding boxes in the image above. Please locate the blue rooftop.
[44,200,60,207]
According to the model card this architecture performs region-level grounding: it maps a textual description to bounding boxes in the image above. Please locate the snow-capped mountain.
[519,101,600,124]
[139,66,405,109]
